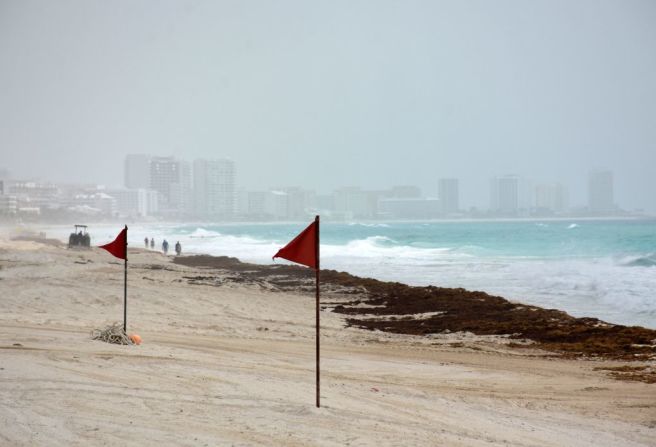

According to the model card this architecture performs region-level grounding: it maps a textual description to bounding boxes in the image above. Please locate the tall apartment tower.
[490,175,519,215]
[535,183,567,214]
[389,185,421,198]
[193,158,235,218]
[149,156,192,214]
[124,154,151,189]
[438,178,459,215]
[588,170,614,214]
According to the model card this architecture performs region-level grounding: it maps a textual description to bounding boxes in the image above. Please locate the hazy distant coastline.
[2,214,654,228]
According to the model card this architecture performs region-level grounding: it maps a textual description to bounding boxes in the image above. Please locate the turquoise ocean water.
[88,219,655,328]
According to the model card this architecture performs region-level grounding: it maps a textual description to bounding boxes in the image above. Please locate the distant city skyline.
[0,152,645,221]
[0,159,645,213]
[1,1,655,212]
[0,159,651,212]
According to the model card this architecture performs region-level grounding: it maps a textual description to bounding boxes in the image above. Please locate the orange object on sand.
[129,334,142,345]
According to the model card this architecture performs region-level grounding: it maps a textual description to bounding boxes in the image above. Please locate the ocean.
[67,219,656,329]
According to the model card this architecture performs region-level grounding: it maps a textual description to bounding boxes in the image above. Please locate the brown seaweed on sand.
[174,255,656,362]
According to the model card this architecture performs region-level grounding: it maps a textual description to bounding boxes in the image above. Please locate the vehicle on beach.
[68,224,91,249]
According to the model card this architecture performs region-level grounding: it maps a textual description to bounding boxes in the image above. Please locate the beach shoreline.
[9,219,655,330]
[172,254,656,365]
[0,237,654,446]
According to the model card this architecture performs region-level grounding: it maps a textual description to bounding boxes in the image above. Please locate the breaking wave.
[347,222,391,228]
[321,236,457,260]
[112,221,656,328]
[188,228,222,238]
[618,253,656,268]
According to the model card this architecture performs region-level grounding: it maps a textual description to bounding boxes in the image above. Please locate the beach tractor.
[68,225,91,249]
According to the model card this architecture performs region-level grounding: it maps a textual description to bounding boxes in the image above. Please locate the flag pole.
[315,215,320,408]
[271,217,321,407]
[123,225,128,334]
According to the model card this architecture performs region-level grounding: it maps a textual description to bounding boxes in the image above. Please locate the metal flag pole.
[123,225,128,334]
[315,215,320,408]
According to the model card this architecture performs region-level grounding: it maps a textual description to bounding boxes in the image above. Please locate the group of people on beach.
[144,237,182,256]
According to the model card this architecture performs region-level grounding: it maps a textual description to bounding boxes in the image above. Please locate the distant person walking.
[162,239,169,255]
[175,241,182,256]
[150,238,154,249]
[144,237,149,248]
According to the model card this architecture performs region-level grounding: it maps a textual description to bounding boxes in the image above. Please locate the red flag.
[273,220,318,269]
[99,227,127,260]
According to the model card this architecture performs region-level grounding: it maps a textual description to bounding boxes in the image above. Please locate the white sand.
[0,238,654,446]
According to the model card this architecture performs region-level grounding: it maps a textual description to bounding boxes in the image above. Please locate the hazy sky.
[1,0,655,210]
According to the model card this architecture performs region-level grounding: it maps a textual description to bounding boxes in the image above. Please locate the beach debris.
[129,334,142,345]
[91,323,133,345]
[173,254,656,363]
[593,365,656,384]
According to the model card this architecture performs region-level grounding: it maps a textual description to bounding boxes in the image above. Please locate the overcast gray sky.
[1,0,655,210]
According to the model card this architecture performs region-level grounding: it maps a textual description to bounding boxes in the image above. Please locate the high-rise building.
[106,188,159,217]
[66,192,116,216]
[5,180,60,212]
[0,178,17,214]
[0,194,17,214]
[534,183,567,214]
[193,158,235,218]
[389,185,421,199]
[246,191,269,217]
[588,170,614,214]
[316,194,335,214]
[438,178,459,215]
[378,197,440,219]
[266,190,289,219]
[124,154,151,189]
[490,175,519,216]
[333,187,376,219]
[149,156,192,214]
[281,187,316,220]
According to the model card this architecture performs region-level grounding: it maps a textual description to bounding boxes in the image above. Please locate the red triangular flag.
[273,220,318,269]
[99,227,127,260]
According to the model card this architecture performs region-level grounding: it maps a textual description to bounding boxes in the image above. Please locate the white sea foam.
[41,223,655,328]
[337,253,656,328]
[145,229,656,328]
[321,236,457,262]
[189,228,222,238]
[617,253,656,268]
[347,222,391,228]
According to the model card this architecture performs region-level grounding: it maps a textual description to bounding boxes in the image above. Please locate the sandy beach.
[0,237,654,446]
